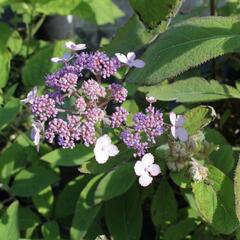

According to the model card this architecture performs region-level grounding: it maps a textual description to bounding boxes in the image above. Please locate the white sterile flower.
[64,41,87,51]
[115,52,145,68]
[31,121,44,152]
[146,96,156,104]
[134,153,161,187]
[94,135,119,164]
[21,87,37,104]
[51,53,72,63]
[170,112,188,142]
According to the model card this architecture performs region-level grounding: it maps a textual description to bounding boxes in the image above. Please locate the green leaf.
[73,0,124,25]
[0,99,21,130]
[184,105,216,135]
[41,145,94,166]
[55,175,91,219]
[210,144,235,174]
[140,78,240,102]
[0,23,12,52]
[205,128,228,146]
[7,30,23,55]
[70,175,103,240]
[0,142,29,185]
[19,207,40,230]
[103,15,162,55]
[11,164,59,197]
[0,50,11,88]
[234,158,240,222]
[129,0,183,29]
[193,165,239,234]
[41,221,61,240]
[0,201,19,240]
[93,162,137,204]
[105,185,142,240]
[163,218,199,240]
[127,16,240,85]
[34,0,81,15]
[151,180,177,227]
[22,42,66,87]
[32,186,54,217]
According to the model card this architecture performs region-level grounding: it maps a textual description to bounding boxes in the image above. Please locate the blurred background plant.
[1,0,240,239]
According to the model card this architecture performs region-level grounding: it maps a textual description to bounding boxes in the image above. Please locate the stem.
[31,14,46,37]
[210,0,217,79]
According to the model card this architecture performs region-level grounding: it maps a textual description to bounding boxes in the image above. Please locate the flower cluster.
[22,41,189,187]
[121,98,164,157]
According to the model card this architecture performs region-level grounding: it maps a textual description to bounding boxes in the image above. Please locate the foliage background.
[1,0,240,239]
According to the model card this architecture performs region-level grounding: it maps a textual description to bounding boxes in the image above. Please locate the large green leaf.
[234,158,240,222]
[0,202,19,240]
[129,0,183,29]
[93,162,137,204]
[139,78,240,102]
[41,221,61,240]
[0,99,21,130]
[41,145,94,166]
[105,186,142,240]
[127,16,240,85]
[22,42,66,87]
[11,164,59,197]
[151,179,177,227]
[70,175,103,240]
[193,165,239,234]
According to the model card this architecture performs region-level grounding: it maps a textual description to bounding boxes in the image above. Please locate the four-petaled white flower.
[51,53,72,63]
[94,135,119,164]
[134,153,161,187]
[170,112,188,142]
[64,41,87,51]
[115,52,145,68]
[31,121,44,152]
[21,87,37,104]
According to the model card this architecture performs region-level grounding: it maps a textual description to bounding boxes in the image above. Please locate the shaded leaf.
[105,185,142,240]
[151,180,177,227]
[12,164,59,197]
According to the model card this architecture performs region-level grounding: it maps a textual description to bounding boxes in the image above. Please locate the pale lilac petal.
[51,57,64,63]
[134,161,145,176]
[132,59,145,68]
[96,134,111,146]
[149,164,161,176]
[175,115,185,127]
[169,112,177,125]
[127,52,136,61]
[176,127,188,142]
[64,41,86,51]
[21,87,37,104]
[107,144,119,157]
[141,153,154,167]
[146,96,156,104]
[171,126,178,139]
[139,173,153,187]
[115,53,128,64]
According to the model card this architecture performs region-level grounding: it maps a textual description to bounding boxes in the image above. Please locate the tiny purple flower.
[108,83,128,103]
